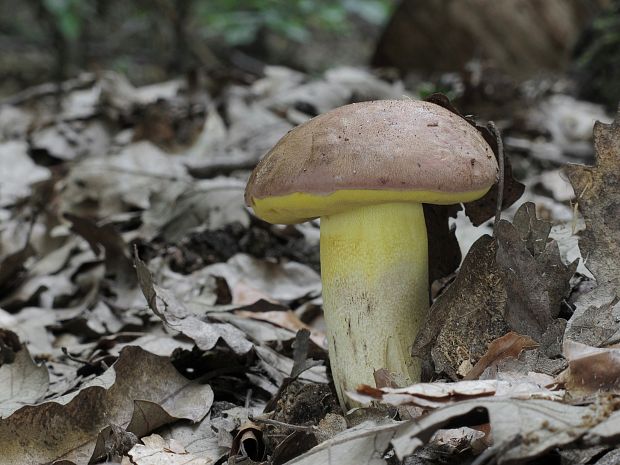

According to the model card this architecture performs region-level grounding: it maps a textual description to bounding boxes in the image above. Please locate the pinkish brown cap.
[245,99,498,224]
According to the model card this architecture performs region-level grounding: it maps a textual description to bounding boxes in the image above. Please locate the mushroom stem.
[320,202,428,409]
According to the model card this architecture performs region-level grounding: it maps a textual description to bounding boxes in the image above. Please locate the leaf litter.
[0,63,618,465]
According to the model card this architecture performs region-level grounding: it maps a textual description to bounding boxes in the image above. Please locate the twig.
[0,73,97,107]
[249,416,317,433]
[187,159,258,179]
[487,121,505,235]
[96,166,190,182]
[61,347,91,365]
[23,207,41,250]
[245,388,253,409]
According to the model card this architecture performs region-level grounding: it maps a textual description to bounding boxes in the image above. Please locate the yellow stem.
[320,202,428,410]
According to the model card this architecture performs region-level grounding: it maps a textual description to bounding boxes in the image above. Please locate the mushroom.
[245,99,498,409]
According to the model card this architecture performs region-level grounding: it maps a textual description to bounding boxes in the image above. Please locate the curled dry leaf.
[348,379,561,408]
[205,254,321,305]
[0,346,214,465]
[0,332,49,418]
[64,214,136,289]
[0,141,50,207]
[60,141,189,219]
[235,309,325,347]
[135,253,253,355]
[282,421,398,465]
[230,421,265,462]
[125,433,210,465]
[559,340,620,396]
[157,416,229,464]
[432,426,488,453]
[392,398,614,464]
[464,332,539,380]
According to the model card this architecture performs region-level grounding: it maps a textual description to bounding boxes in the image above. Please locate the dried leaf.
[205,254,321,305]
[126,433,210,465]
[64,214,136,288]
[348,379,561,408]
[392,398,609,463]
[559,340,620,396]
[141,178,249,242]
[282,421,398,465]
[30,121,111,161]
[412,235,508,380]
[496,203,577,340]
[235,310,325,347]
[565,111,620,346]
[0,141,50,207]
[0,244,35,290]
[0,346,213,465]
[464,332,539,380]
[135,253,253,354]
[60,141,189,218]
[158,417,229,463]
[0,336,49,418]
[414,203,575,379]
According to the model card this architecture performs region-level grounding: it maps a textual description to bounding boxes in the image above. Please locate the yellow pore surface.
[250,187,491,224]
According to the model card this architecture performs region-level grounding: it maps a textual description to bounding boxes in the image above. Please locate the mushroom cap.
[245,99,499,224]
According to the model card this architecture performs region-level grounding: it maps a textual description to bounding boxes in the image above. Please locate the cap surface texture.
[246,99,498,223]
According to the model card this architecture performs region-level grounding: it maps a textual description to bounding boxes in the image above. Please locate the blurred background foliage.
[0,0,394,96]
[195,0,391,45]
[573,0,620,107]
[1,0,619,108]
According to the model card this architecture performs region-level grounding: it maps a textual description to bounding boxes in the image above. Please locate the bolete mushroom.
[245,99,498,409]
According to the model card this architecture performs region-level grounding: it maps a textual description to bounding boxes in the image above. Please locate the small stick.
[249,416,317,433]
[487,121,505,235]
[61,347,91,365]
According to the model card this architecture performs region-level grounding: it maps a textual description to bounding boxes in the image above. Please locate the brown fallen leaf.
[135,252,254,355]
[235,309,325,347]
[412,234,507,381]
[464,332,539,380]
[64,213,136,289]
[230,421,265,462]
[0,141,50,207]
[0,244,35,291]
[348,379,561,408]
[205,254,321,305]
[558,340,620,396]
[0,346,214,465]
[157,416,229,464]
[496,203,577,340]
[281,420,398,465]
[0,331,49,418]
[391,398,611,464]
[565,110,620,346]
[124,433,209,465]
[413,202,576,380]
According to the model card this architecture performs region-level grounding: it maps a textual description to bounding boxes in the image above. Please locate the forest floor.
[0,65,618,465]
